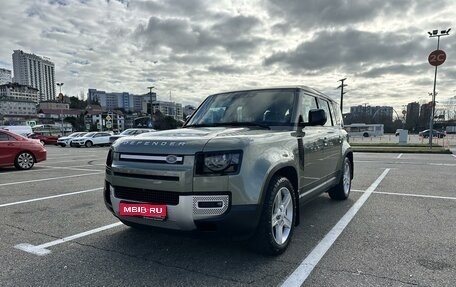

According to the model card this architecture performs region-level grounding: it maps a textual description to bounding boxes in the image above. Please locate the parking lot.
[1,146,455,286]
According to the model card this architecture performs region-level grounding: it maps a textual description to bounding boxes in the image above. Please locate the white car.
[57,132,87,147]
[70,132,113,147]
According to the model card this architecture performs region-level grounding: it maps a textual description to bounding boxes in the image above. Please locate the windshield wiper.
[184,123,217,128]
[185,122,271,129]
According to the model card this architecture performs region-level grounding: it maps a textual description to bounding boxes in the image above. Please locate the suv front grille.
[113,186,179,205]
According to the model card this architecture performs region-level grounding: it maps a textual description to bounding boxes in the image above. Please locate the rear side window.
[301,94,318,122]
[331,102,343,126]
[0,132,15,141]
[316,98,333,126]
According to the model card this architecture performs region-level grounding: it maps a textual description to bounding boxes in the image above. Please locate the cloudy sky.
[1,0,455,114]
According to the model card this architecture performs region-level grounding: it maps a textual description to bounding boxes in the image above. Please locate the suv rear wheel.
[328,157,352,200]
[250,176,296,255]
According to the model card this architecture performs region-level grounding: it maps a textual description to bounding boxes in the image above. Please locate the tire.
[328,157,352,200]
[363,132,369,137]
[14,152,35,170]
[249,176,296,255]
[85,141,93,148]
[59,143,66,147]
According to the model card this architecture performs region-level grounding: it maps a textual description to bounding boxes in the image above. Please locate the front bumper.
[71,141,84,147]
[104,183,260,237]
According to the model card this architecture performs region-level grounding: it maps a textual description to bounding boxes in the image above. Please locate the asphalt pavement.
[1,146,455,286]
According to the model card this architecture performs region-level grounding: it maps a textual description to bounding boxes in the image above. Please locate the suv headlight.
[195,150,242,175]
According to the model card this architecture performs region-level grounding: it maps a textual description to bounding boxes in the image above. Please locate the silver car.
[104,86,353,255]
[57,132,87,147]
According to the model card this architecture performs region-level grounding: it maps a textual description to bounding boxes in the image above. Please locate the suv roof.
[212,86,330,100]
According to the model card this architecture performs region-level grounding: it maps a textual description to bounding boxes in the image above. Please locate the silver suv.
[104,86,353,255]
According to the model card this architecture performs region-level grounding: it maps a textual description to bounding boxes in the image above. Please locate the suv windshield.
[185,89,296,128]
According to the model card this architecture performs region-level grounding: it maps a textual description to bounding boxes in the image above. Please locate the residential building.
[0,97,36,117]
[151,101,183,121]
[39,100,69,110]
[349,105,393,124]
[88,89,144,112]
[0,82,39,103]
[405,102,420,132]
[12,50,55,102]
[0,68,12,84]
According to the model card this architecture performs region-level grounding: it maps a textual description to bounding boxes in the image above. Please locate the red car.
[0,129,47,170]
[27,132,59,145]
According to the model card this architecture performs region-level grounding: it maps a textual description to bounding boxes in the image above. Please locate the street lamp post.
[427,28,450,148]
[56,82,64,135]
[147,86,154,127]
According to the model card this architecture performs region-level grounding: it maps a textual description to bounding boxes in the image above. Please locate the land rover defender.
[104,86,353,255]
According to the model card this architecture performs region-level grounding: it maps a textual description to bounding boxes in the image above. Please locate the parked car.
[104,86,353,255]
[70,132,113,147]
[27,132,59,145]
[0,125,33,137]
[419,129,446,138]
[57,132,87,147]
[0,129,47,170]
[109,128,155,144]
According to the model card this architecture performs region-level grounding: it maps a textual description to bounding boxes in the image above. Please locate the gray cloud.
[133,14,265,57]
[264,29,428,74]
[358,63,429,78]
[265,0,410,30]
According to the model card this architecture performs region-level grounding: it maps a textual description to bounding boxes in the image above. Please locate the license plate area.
[119,202,167,219]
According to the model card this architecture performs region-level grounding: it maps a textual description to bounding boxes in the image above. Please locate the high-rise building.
[88,89,145,112]
[12,50,55,102]
[419,102,432,130]
[405,102,420,132]
[0,68,12,85]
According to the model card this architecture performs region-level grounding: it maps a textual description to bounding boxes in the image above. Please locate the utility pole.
[56,82,64,135]
[147,86,154,128]
[337,78,347,113]
[427,28,450,148]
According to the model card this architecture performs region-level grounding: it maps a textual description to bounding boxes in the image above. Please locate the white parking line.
[352,189,456,200]
[45,158,105,164]
[396,153,403,159]
[0,172,103,187]
[14,222,123,256]
[0,187,102,208]
[39,165,103,172]
[281,169,390,287]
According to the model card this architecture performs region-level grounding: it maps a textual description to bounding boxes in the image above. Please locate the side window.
[301,94,318,122]
[316,98,333,126]
[331,102,342,126]
[0,132,14,141]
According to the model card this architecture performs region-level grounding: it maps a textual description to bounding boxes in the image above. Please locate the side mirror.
[308,109,327,126]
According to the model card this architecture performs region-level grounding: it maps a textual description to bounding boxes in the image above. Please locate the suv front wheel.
[250,176,296,255]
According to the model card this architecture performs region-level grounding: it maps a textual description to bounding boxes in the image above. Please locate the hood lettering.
[121,140,186,146]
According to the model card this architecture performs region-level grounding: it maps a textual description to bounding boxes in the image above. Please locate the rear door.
[93,132,112,145]
[316,97,342,177]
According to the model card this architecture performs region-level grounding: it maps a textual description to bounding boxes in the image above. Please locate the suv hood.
[113,127,282,154]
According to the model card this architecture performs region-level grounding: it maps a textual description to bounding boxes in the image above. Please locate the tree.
[69,96,88,109]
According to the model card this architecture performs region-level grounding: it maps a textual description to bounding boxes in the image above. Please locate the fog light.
[198,201,223,208]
